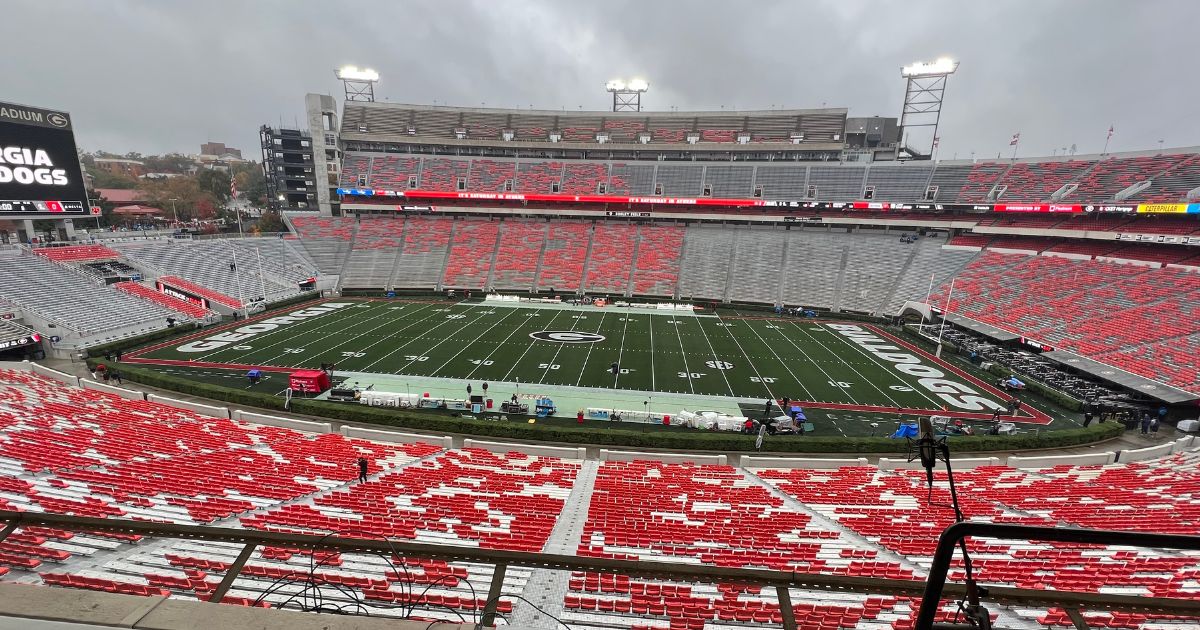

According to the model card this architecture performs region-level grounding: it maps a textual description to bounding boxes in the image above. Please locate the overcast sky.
[3,0,1198,160]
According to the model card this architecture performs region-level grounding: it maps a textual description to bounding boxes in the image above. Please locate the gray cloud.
[2,0,1197,159]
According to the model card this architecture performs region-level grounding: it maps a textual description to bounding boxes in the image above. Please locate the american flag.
[230,178,238,200]
[932,136,940,149]
[1009,132,1021,146]
[1107,125,1114,140]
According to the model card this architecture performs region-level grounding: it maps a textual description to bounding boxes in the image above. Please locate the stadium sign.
[0,333,40,351]
[529,331,606,343]
[178,302,355,352]
[0,101,88,218]
[826,324,1006,412]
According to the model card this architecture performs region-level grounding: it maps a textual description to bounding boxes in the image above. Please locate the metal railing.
[918,522,1200,629]
[2,511,1200,629]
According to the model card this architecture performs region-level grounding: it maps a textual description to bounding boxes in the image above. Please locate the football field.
[127,299,1051,423]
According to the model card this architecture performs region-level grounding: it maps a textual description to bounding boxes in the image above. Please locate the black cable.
[475,592,574,630]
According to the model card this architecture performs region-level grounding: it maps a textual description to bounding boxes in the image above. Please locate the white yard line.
[357,304,472,373]
[282,303,441,369]
[712,315,776,402]
[690,317,737,397]
[611,313,632,389]
[499,309,567,382]
[537,309,588,383]
[666,314,695,395]
[771,321,862,405]
[647,314,657,391]
[429,308,520,375]
[739,319,816,401]
[393,306,499,374]
[464,309,549,380]
[575,311,609,387]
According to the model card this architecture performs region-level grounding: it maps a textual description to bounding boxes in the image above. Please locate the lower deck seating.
[930,252,1200,392]
[113,282,212,319]
[491,221,546,290]
[442,218,500,289]
[537,223,590,292]
[585,224,638,294]
[4,368,1200,629]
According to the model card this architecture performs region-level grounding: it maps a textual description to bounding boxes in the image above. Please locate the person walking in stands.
[1140,411,1152,436]
[357,457,369,483]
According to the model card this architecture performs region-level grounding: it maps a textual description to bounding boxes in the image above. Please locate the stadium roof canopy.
[941,313,1021,342]
[1042,349,1199,404]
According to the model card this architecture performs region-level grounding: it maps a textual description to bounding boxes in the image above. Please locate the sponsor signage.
[0,332,40,351]
[1084,204,1137,213]
[1136,203,1200,214]
[157,281,209,309]
[994,204,1083,213]
[0,101,88,218]
[339,187,1200,220]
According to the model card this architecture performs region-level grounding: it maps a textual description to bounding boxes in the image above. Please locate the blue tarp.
[891,423,919,439]
[1006,377,1025,388]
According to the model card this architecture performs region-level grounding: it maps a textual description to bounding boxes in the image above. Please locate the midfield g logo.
[529,331,606,343]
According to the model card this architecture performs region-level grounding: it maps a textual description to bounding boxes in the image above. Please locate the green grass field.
[128,298,1059,425]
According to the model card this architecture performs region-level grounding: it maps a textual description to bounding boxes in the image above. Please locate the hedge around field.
[96,360,1123,454]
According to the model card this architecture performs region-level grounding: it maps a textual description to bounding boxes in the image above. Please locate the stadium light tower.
[898,58,958,160]
[337,66,380,102]
[606,79,649,112]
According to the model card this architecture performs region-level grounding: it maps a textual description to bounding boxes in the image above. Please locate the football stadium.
[2,4,1200,629]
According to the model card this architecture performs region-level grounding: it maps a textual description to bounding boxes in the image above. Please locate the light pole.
[606,79,649,112]
[169,198,179,226]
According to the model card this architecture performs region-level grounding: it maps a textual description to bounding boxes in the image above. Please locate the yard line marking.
[336,303,448,367]
[499,309,567,382]
[357,304,479,372]
[464,307,549,379]
[537,306,587,383]
[196,300,385,363]
[739,319,816,398]
[788,321,907,408]
[648,314,657,391]
[279,302,442,368]
[771,320,862,405]
[429,307,520,375]
[261,302,414,366]
[665,313,695,395]
[394,305,498,374]
[575,311,608,387]
[805,322,948,410]
[690,317,736,397]
[611,312,632,389]
[713,314,776,402]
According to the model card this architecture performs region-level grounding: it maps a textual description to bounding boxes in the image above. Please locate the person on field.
[357,457,369,483]
[763,399,773,417]
[577,409,584,424]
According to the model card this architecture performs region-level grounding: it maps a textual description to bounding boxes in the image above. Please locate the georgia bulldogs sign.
[0,101,88,217]
[529,331,606,343]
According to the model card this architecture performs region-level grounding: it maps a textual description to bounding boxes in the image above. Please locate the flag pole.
[1102,125,1113,155]
[935,277,955,358]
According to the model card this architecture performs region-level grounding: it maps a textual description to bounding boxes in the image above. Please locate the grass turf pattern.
[130,299,1043,422]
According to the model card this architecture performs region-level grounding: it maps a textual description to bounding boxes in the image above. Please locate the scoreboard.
[0,101,89,218]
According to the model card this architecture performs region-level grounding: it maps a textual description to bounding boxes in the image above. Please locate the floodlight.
[337,66,380,82]
[901,58,958,78]
[627,78,649,92]
[606,80,626,91]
